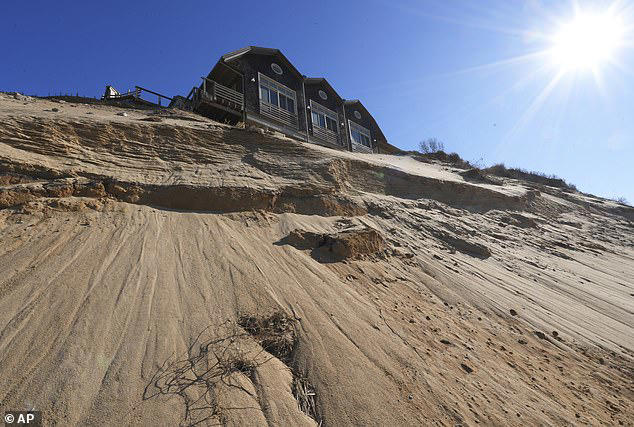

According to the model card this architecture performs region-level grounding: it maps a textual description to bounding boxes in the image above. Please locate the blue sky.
[2,0,633,202]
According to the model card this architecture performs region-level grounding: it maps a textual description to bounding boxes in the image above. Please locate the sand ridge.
[0,93,632,425]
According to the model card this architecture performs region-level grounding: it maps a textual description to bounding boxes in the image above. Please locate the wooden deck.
[196,78,244,113]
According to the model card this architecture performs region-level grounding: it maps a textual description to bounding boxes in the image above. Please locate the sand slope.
[0,94,633,426]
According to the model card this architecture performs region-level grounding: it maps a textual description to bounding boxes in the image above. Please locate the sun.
[550,11,625,71]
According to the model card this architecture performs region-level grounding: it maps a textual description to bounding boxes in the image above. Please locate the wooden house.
[344,100,386,154]
[193,46,307,141]
[190,46,395,154]
[303,78,347,149]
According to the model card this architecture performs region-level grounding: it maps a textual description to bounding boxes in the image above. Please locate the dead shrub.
[483,163,577,191]
[238,312,323,424]
[238,312,297,364]
[144,321,270,425]
[292,374,320,424]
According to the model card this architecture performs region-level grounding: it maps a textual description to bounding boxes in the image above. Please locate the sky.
[2,0,633,203]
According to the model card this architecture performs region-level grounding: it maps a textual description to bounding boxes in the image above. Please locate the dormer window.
[349,120,372,148]
[310,99,340,145]
[259,73,296,114]
[258,72,298,127]
[310,101,338,133]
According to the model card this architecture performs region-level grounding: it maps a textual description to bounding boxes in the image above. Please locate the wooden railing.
[103,86,172,106]
[259,101,298,128]
[135,86,172,106]
[312,126,339,145]
[200,77,244,110]
[351,141,373,154]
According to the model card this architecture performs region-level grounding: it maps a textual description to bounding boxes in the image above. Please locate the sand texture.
[0,94,633,426]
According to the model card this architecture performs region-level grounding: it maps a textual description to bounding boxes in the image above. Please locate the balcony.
[312,125,339,146]
[259,101,299,128]
[197,78,244,112]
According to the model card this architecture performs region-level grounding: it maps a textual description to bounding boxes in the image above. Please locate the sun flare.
[550,12,625,71]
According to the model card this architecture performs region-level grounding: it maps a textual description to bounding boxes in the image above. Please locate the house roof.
[304,77,343,103]
[344,99,386,142]
[221,46,304,80]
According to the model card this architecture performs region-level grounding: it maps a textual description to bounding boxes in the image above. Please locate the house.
[192,46,307,141]
[304,77,347,149]
[344,99,387,154]
[190,46,395,154]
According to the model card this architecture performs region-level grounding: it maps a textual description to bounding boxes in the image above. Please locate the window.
[258,73,297,115]
[269,89,279,107]
[260,86,270,104]
[279,93,294,113]
[271,63,283,75]
[310,100,338,134]
[349,121,372,148]
[325,116,337,132]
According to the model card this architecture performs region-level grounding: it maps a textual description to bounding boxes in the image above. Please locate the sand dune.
[0,94,632,425]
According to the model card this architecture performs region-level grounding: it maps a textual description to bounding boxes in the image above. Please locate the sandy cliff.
[0,94,632,426]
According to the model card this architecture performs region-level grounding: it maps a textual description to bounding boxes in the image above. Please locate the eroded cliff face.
[0,94,632,426]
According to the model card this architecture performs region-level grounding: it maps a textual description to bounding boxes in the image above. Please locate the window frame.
[348,120,372,148]
[258,72,297,116]
[309,99,338,135]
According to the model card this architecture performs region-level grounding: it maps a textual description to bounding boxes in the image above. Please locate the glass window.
[260,86,269,103]
[278,94,294,113]
[312,111,319,125]
[259,73,297,114]
[269,89,278,106]
[326,116,338,133]
[350,123,371,147]
[318,114,325,128]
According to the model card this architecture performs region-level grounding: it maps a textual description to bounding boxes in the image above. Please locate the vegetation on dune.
[416,137,579,191]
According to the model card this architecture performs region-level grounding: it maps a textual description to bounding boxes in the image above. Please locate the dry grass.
[238,312,296,364]
[238,312,323,424]
[292,374,321,425]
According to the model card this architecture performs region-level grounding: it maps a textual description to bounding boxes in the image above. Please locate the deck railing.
[312,125,339,145]
[351,141,373,154]
[102,86,173,106]
[200,77,244,111]
[259,101,299,128]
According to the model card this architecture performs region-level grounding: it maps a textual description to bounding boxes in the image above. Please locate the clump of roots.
[238,312,296,364]
[143,321,268,425]
[239,312,322,424]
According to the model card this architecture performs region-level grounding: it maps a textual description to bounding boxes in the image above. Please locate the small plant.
[292,373,320,423]
[418,137,445,154]
[615,196,629,205]
[483,163,577,191]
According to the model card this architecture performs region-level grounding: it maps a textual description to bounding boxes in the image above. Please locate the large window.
[349,121,372,148]
[310,101,338,134]
[309,100,340,145]
[258,73,296,115]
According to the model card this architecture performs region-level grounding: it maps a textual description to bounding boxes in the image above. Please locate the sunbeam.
[505,70,567,141]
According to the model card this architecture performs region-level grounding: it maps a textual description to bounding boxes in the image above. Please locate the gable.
[222,46,304,81]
